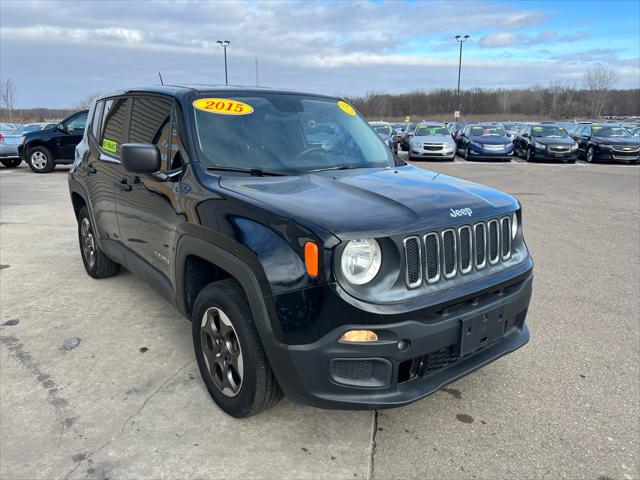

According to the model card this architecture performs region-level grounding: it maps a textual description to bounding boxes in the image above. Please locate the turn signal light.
[304,241,319,277]
[340,330,378,343]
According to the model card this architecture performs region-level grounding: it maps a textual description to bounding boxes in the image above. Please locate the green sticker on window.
[102,138,118,153]
[533,126,543,130]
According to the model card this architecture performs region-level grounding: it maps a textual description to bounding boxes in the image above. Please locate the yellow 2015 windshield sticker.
[193,98,254,115]
[102,138,118,153]
[338,101,356,116]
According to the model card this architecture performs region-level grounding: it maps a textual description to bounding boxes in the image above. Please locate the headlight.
[511,213,518,239]
[533,141,546,149]
[470,141,483,149]
[601,144,614,149]
[19,136,25,145]
[341,239,382,285]
[571,143,578,151]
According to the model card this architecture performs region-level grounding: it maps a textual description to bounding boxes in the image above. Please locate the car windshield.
[192,93,394,174]
[531,126,569,138]
[414,126,450,136]
[502,123,517,130]
[371,124,392,135]
[592,126,632,137]
[469,125,505,137]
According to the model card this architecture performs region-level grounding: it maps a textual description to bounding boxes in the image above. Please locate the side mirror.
[522,133,529,138]
[57,124,67,133]
[121,143,160,174]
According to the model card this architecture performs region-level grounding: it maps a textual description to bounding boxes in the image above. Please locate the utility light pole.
[216,40,230,85]
[454,35,470,116]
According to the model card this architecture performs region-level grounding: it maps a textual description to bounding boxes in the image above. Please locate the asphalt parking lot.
[1,156,638,480]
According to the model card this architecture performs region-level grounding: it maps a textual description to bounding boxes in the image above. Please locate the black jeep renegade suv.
[68,86,533,417]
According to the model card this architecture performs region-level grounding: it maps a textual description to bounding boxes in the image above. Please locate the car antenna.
[158,72,164,85]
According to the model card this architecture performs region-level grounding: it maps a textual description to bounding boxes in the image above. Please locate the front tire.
[1,158,21,168]
[27,146,55,173]
[525,147,534,162]
[586,147,595,163]
[77,206,120,278]
[464,147,470,160]
[192,279,282,418]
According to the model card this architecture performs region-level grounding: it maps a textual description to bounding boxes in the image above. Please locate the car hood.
[533,137,575,146]
[413,134,454,143]
[469,136,512,145]
[219,165,518,239]
[592,136,640,146]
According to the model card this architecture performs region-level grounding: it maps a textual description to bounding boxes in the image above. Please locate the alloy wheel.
[200,307,244,397]
[587,148,594,163]
[80,218,96,269]
[30,151,48,170]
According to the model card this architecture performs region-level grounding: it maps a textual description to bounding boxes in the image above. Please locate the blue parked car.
[456,124,514,161]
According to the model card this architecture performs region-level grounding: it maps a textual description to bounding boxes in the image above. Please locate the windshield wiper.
[305,164,376,174]
[206,166,285,176]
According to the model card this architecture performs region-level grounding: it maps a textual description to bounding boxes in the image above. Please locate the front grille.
[423,144,443,151]
[403,236,422,288]
[549,145,570,152]
[424,233,440,283]
[612,146,640,154]
[423,346,458,375]
[403,215,513,287]
[501,217,511,259]
[442,229,457,278]
[488,220,499,264]
[459,226,472,274]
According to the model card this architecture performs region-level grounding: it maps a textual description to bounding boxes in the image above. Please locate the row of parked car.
[0,110,87,171]
[370,120,640,164]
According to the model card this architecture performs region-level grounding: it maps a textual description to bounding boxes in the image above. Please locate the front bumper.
[17,144,26,161]
[468,145,513,160]
[411,147,456,158]
[594,148,639,163]
[534,149,577,161]
[266,269,533,409]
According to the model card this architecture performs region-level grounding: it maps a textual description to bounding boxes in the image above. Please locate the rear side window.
[101,98,130,156]
[91,101,104,140]
[129,97,173,171]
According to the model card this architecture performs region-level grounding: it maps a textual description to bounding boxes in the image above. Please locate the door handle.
[80,164,97,174]
[114,179,132,192]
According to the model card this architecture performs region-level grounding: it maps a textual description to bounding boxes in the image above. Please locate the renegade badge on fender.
[68,86,533,417]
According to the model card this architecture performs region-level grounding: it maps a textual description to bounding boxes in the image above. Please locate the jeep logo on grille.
[450,207,473,218]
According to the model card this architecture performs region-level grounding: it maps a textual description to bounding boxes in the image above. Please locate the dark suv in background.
[68,86,533,417]
[19,109,88,173]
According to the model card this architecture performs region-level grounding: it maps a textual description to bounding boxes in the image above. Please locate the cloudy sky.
[1,0,639,108]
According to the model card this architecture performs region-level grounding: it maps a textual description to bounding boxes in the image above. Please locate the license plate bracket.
[459,311,506,356]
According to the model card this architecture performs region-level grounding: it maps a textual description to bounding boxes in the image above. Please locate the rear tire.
[193,279,282,418]
[27,146,55,173]
[1,158,21,168]
[77,206,120,278]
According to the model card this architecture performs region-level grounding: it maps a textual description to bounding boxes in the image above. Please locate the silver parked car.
[0,123,22,168]
[408,122,456,161]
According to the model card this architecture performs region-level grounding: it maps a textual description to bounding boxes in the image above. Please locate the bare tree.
[74,92,101,109]
[583,65,617,118]
[0,79,17,122]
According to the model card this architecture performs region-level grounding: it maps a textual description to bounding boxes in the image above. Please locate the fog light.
[340,330,378,343]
